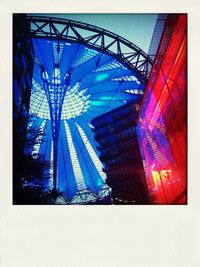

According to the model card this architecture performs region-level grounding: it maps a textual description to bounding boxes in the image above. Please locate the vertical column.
[41,67,71,190]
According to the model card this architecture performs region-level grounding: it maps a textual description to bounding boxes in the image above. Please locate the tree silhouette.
[13,114,63,204]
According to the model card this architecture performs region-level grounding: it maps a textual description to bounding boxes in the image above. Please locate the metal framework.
[15,15,156,203]
[41,68,71,190]
[26,15,153,83]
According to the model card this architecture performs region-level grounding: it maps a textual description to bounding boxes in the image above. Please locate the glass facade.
[137,15,187,204]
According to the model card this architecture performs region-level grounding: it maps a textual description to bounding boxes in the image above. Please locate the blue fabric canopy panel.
[28,38,146,204]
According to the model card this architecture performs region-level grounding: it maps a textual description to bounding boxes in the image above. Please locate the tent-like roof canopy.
[25,16,153,204]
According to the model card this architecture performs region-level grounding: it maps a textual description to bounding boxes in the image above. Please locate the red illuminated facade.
[137,14,187,204]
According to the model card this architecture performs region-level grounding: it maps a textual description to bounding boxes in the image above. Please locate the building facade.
[91,101,150,204]
[137,14,187,204]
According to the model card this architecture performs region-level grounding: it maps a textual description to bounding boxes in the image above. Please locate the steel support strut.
[26,15,153,83]
[42,67,71,190]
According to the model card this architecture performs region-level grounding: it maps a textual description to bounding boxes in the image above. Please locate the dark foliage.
[13,114,61,204]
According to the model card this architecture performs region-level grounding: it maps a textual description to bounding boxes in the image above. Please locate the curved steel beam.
[25,15,153,83]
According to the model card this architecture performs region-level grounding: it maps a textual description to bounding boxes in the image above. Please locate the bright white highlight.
[93,60,127,72]
[123,89,144,95]
[76,123,106,181]
[61,82,90,119]
[49,141,54,189]
[52,41,64,65]
[30,79,90,120]
[112,75,140,83]
[31,120,46,159]
[64,121,87,190]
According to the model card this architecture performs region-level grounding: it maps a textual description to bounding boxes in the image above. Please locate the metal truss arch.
[26,15,153,83]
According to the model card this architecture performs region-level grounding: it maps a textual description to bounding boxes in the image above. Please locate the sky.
[33,13,158,53]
